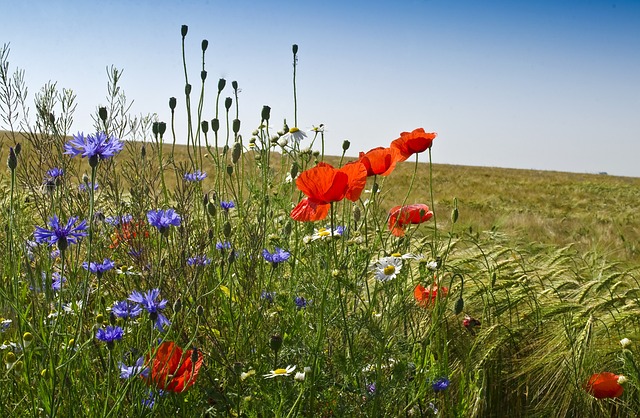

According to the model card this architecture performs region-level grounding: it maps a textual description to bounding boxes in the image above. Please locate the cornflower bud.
[98,107,108,122]
[7,147,17,170]
[109,311,116,326]
[96,314,104,324]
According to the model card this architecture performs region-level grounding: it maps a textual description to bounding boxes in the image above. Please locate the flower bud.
[201,70,207,82]
[181,24,188,38]
[217,78,226,93]
[353,205,361,224]
[261,105,271,122]
[109,311,116,326]
[13,360,23,372]
[225,97,232,111]
[201,120,209,134]
[7,147,17,170]
[290,162,299,179]
[185,83,192,96]
[169,97,177,110]
[269,334,283,352]
[141,144,146,159]
[292,44,298,55]
[49,112,55,125]
[232,142,242,164]
[211,118,220,133]
[226,165,233,176]
[454,297,464,315]
[196,305,204,316]
[223,221,232,238]
[233,119,241,134]
[232,80,238,91]
[342,139,350,151]
[4,352,17,369]
[201,39,208,51]
[98,107,108,122]
[173,298,182,313]
[451,197,459,224]
[22,332,33,348]
[96,314,104,324]
[158,122,167,136]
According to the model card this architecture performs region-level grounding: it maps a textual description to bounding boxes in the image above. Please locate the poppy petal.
[391,128,437,162]
[339,161,368,202]
[295,162,348,203]
[359,147,398,177]
[585,372,624,399]
[290,198,330,222]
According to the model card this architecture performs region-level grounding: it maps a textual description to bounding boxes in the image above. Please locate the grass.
[1,35,640,418]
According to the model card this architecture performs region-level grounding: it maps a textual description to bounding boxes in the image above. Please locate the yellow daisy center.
[273,368,288,375]
[289,127,300,133]
[383,265,396,276]
[318,228,331,237]
[391,252,402,257]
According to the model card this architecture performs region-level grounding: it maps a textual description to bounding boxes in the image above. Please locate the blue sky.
[2,0,639,176]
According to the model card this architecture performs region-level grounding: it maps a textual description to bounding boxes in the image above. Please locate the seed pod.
[233,118,240,134]
[181,25,188,38]
[201,70,207,81]
[201,39,208,51]
[342,139,351,151]
[98,107,108,122]
[232,142,242,164]
[454,297,464,315]
[269,334,283,352]
[201,120,209,134]
[169,97,177,110]
[185,83,192,96]
[211,118,220,133]
[261,105,271,122]
[225,97,232,111]
[218,78,226,93]
[158,122,166,136]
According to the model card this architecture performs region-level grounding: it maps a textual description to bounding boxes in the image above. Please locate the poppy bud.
[225,97,232,111]
[181,24,188,38]
[342,139,350,151]
[196,305,204,316]
[269,334,283,352]
[49,112,55,125]
[454,297,464,315]
[201,39,208,51]
[290,162,299,179]
[226,165,233,176]
[283,221,292,236]
[158,122,166,136]
[201,70,207,81]
[232,142,242,164]
[353,206,361,224]
[185,83,192,95]
[211,118,220,133]
[141,144,146,158]
[223,144,229,156]
[451,198,459,224]
[169,97,177,110]
[109,311,116,326]
[98,107,108,122]
[218,78,226,92]
[227,250,236,264]
[201,120,209,134]
[233,119,240,134]
[372,182,379,194]
[152,122,159,136]
[223,221,232,238]
[173,298,182,313]
[232,80,238,91]
[233,361,243,375]
[292,44,298,55]
[7,147,17,170]
[261,105,271,122]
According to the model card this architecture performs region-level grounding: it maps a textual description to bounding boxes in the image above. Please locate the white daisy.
[372,256,403,282]
[263,365,296,379]
[281,127,307,144]
[309,226,344,242]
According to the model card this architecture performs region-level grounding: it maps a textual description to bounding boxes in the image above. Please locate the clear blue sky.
[2,0,639,176]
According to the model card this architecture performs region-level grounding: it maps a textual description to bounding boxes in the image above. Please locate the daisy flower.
[371,256,403,282]
[264,365,296,379]
[281,127,307,144]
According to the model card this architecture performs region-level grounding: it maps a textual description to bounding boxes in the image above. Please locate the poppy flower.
[358,147,399,177]
[390,128,437,162]
[144,341,203,393]
[291,161,367,222]
[414,283,448,307]
[388,204,433,237]
[584,372,624,399]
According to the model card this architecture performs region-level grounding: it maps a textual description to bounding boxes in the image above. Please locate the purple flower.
[187,255,211,266]
[111,300,143,319]
[432,377,450,392]
[261,290,275,303]
[96,325,124,349]
[34,215,88,252]
[128,289,170,332]
[184,170,207,182]
[64,132,124,166]
[262,247,291,266]
[216,241,231,251]
[220,201,235,211]
[119,356,149,379]
[46,167,64,179]
[51,272,66,291]
[79,181,99,192]
[83,258,115,276]
[105,214,133,226]
[147,209,181,234]
[294,296,308,309]
[366,383,376,395]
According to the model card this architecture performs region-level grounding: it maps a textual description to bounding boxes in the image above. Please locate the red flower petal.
[388,204,433,236]
[585,372,624,399]
[414,283,448,307]
[358,147,398,177]
[290,198,330,222]
[338,161,367,202]
[295,162,348,203]
[391,128,437,162]
[145,341,203,393]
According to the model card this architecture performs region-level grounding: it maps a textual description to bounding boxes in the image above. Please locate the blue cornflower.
[262,247,291,266]
[142,389,164,409]
[128,289,170,332]
[261,290,275,303]
[83,258,115,276]
[220,201,235,211]
[187,255,211,266]
[105,214,133,226]
[111,300,143,319]
[432,377,450,392]
[34,215,88,252]
[147,209,181,234]
[51,272,66,291]
[46,167,64,179]
[366,382,376,395]
[294,296,308,309]
[184,170,207,182]
[79,181,99,192]
[119,356,149,379]
[216,241,231,250]
[64,132,124,166]
[96,325,124,349]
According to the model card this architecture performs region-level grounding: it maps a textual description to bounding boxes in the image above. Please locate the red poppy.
[390,128,437,162]
[291,161,367,222]
[388,204,433,237]
[110,220,149,249]
[414,283,448,307]
[144,341,203,393]
[584,372,624,399]
[358,147,399,177]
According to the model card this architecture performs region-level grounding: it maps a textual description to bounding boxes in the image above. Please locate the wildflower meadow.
[1,26,640,417]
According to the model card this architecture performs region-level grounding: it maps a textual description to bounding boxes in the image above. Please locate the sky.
[2,0,639,177]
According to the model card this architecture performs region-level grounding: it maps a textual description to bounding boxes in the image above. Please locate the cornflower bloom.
[105,214,133,226]
[220,201,235,211]
[261,290,275,303]
[78,181,99,192]
[216,241,231,251]
[83,258,116,276]
[51,272,66,291]
[128,289,170,332]
[147,209,181,234]
[262,247,291,266]
[64,132,125,167]
[46,167,64,180]
[34,215,88,252]
[432,377,450,392]
[111,300,143,320]
[183,170,207,182]
[119,356,149,379]
[294,296,308,309]
[96,325,124,349]
[187,255,211,266]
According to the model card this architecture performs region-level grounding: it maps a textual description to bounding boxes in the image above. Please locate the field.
[2,38,640,418]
